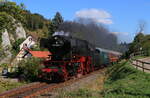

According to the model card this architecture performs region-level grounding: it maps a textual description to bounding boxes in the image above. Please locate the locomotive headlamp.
[54,36,58,40]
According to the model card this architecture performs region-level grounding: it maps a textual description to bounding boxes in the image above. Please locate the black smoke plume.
[58,18,118,50]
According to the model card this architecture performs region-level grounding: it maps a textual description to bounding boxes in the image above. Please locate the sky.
[12,0,150,43]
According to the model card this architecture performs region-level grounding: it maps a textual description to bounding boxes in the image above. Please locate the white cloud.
[75,9,113,24]
[111,32,129,35]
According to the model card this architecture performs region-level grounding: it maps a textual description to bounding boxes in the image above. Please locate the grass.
[102,60,150,98]
[0,79,26,93]
[132,55,147,59]
[0,67,26,93]
[58,60,150,98]
[60,89,102,98]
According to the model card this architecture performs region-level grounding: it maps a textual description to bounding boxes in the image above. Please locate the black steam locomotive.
[39,34,120,81]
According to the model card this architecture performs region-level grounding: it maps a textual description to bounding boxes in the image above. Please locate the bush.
[1,63,8,68]
[17,57,43,82]
[12,38,25,55]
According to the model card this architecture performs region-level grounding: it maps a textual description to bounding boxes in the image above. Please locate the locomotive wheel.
[76,70,84,78]
[61,76,68,82]
[76,73,82,78]
[83,70,87,75]
[51,73,61,82]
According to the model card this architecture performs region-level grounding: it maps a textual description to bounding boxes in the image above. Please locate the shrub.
[17,57,43,82]
[12,38,25,55]
[1,63,8,68]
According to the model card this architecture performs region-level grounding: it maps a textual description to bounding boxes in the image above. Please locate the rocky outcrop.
[0,17,27,64]
[1,29,11,48]
[15,22,26,39]
[0,50,12,65]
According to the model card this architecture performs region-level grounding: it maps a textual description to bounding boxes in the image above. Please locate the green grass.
[132,55,147,59]
[102,60,150,98]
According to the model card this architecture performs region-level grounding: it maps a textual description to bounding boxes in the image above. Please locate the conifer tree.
[49,12,64,36]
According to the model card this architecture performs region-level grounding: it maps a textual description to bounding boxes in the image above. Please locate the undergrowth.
[0,79,26,93]
[102,60,150,98]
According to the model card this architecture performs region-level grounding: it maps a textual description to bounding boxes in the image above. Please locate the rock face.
[0,18,27,64]
[15,23,26,39]
[1,29,11,48]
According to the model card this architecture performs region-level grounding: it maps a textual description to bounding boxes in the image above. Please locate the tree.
[127,21,147,56]
[20,3,26,10]
[136,20,146,34]
[49,12,64,35]
[134,33,144,43]
[12,38,25,55]
[0,1,25,23]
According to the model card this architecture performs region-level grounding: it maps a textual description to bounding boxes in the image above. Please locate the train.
[39,35,122,82]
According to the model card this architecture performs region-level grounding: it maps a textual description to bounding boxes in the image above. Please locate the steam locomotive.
[39,35,121,82]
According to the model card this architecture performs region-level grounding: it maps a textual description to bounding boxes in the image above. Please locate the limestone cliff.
[0,18,27,64]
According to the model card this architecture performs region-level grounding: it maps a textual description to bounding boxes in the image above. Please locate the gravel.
[37,69,106,98]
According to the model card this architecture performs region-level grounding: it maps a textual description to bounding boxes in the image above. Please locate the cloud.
[75,9,113,24]
[111,32,129,35]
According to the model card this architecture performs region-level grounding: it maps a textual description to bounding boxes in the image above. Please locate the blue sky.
[12,0,150,43]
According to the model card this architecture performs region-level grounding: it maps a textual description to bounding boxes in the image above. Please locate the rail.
[130,58,150,72]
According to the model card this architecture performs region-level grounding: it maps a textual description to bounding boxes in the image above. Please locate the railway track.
[0,68,105,98]
[0,82,47,98]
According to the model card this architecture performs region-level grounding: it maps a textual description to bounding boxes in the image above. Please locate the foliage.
[0,1,25,23]
[117,42,129,53]
[127,33,150,57]
[0,79,26,93]
[0,1,54,39]
[1,63,8,68]
[0,29,2,45]
[24,13,45,30]
[0,48,6,59]
[12,38,25,55]
[52,12,64,30]
[49,12,64,36]
[0,12,11,30]
[60,89,101,98]
[17,57,43,82]
[102,60,150,98]
[128,33,144,54]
